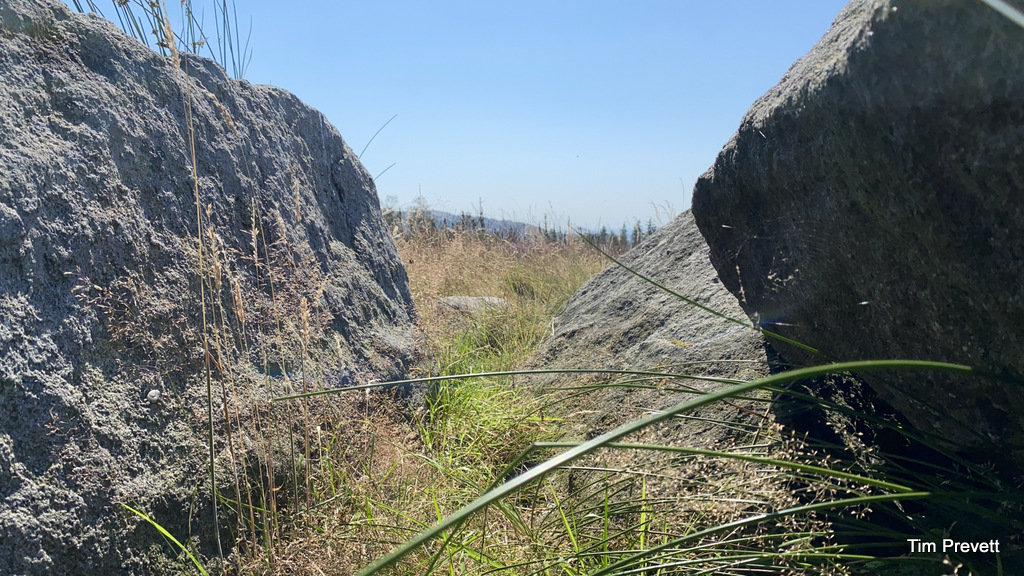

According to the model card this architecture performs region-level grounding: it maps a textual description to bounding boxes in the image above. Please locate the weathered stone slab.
[437,296,507,317]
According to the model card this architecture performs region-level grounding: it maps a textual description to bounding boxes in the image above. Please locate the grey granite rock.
[692,0,1024,472]
[525,211,771,450]
[0,0,418,572]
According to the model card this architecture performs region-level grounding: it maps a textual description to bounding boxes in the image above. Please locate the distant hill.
[386,208,541,238]
[429,210,541,236]
[383,206,660,248]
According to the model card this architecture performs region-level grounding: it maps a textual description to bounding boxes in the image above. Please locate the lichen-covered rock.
[0,0,418,572]
[692,0,1024,473]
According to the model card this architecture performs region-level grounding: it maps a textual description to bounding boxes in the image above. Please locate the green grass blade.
[273,367,742,402]
[534,441,915,493]
[980,0,1024,28]
[359,113,398,159]
[354,359,970,575]
[121,503,209,576]
[587,491,933,576]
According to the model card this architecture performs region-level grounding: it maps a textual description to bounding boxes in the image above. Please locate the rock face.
[0,0,418,573]
[526,211,771,449]
[692,0,1024,471]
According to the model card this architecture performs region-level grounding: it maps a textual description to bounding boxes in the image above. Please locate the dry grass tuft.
[227,225,613,575]
[397,228,610,373]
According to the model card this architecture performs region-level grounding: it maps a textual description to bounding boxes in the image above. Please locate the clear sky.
[69,1,849,230]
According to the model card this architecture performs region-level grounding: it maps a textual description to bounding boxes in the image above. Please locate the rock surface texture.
[526,211,771,449]
[0,0,418,573]
[692,0,1024,471]
[436,296,507,317]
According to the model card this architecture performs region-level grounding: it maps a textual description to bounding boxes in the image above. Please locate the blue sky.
[70,1,849,230]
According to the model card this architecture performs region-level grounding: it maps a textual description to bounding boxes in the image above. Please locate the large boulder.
[525,211,771,450]
[692,0,1024,472]
[0,0,418,573]
[521,213,839,567]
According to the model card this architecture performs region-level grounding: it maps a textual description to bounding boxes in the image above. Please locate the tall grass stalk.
[69,0,252,79]
[347,360,972,576]
[210,0,252,79]
[533,442,915,494]
[182,55,223,560]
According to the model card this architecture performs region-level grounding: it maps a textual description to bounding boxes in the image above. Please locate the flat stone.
[437,296,507,316]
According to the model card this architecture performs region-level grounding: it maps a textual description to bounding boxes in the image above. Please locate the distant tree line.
[576,220,658,252]
[382,196,658,253]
